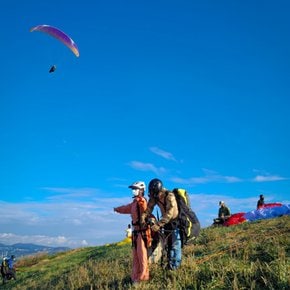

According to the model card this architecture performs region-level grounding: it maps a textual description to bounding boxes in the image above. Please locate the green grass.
[3,215,290,289]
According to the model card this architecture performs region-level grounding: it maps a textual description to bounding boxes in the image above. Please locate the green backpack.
[172,188,200,246]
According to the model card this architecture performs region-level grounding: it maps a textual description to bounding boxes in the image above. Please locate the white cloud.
[41,187,99,200]
[0,233,72,247]
[81,240,89,246]
[171,169,242,185]
[171,169,288,185]
[127,161,166,175]
[150,147,177,161]
[251,169,288,182]
[253,175,288,182]
[0,198,128,248]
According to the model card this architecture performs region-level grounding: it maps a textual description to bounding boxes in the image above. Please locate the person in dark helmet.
[257,194,265,209]
[142,178,181,270]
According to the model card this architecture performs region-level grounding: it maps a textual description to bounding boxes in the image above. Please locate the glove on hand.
[151,223,160,232]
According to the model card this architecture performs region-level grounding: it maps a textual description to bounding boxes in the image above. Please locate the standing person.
[142,178,181,270]
[114,181,150,285]
[126,224,132,238]
[257,194,265,209]
[213,201,231,225]
[1,255,16,284]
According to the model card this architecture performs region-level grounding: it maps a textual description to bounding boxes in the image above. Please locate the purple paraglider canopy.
[30,24,79,57]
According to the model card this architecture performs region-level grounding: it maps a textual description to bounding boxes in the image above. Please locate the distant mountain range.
[0,242,70,258]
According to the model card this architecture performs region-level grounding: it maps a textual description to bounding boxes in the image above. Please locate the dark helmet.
[148,178,163,198]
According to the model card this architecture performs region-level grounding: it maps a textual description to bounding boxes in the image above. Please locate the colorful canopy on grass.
[244,203,290,222]
[30,24,79,57]
[223,203,290,226]
[223,212,246,226]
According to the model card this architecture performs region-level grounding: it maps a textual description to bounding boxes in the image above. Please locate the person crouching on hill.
[114,181,150,285]
[213,201,231,225]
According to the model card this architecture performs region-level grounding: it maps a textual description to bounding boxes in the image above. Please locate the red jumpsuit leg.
[131,234,149,282]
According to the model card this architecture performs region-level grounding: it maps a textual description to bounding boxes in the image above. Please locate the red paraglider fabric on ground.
[223,212,246,226]
[259,202,282,208]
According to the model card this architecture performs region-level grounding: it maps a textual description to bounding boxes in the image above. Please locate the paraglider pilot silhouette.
[49,65,56,73]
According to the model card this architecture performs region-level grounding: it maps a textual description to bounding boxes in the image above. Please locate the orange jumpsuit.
[114,196,149,282]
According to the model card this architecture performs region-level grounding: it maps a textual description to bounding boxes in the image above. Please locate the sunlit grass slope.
[4,215,290,290]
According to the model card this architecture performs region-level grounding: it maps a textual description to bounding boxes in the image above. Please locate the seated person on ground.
[213,201,231,225]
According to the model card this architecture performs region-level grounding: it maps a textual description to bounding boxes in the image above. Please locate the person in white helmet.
[114,181,150,285]
[213,201,231,225]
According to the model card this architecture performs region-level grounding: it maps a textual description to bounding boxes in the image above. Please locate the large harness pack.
[166,188,200,247]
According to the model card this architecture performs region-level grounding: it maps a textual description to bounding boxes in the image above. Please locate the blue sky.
[1,1,290,248]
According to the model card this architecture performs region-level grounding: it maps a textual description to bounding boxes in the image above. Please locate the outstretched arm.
[114,203,132,214]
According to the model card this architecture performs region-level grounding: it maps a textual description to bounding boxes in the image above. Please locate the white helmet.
[128,181,146,191]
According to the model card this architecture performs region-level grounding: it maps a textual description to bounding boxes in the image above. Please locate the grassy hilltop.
[4,216,290,290]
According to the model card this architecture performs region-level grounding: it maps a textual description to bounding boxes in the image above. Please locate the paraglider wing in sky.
[30,24,79,57]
